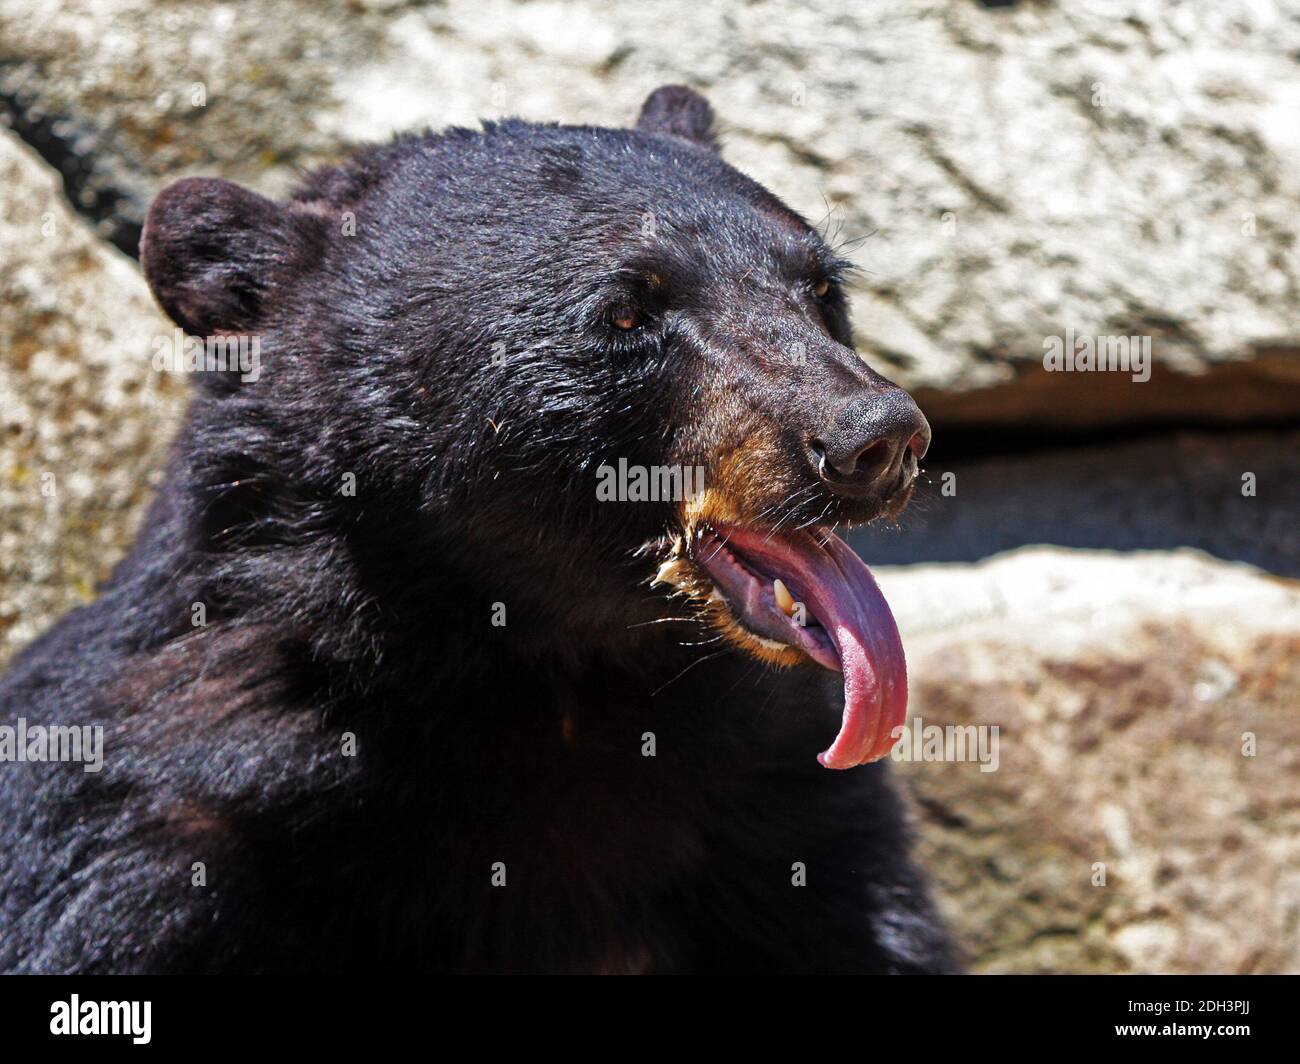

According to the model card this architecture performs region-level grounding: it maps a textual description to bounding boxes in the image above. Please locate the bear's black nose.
[810,389,931,498]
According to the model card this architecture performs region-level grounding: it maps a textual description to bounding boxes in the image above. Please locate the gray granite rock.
[0,129,185,666]
[878,547,1300,974]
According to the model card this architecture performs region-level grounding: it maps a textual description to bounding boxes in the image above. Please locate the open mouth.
[658,523,907,770]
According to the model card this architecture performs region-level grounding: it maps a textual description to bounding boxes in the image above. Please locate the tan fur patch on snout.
[644,404,818,669]
[679,435,798,531]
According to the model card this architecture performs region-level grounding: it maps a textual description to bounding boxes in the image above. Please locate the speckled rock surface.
[0,129,185,665]
[878,548,1300,974]
[3,0,1299,423]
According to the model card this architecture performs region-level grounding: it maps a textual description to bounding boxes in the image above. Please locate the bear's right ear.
[636,85,719,152]
[140,177,322,335]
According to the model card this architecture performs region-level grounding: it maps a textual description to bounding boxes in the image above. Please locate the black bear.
[0,86,955,973]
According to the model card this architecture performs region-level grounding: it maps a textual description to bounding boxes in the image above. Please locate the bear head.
[139,85,929,769]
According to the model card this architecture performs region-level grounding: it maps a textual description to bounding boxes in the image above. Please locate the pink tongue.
[721,528,908,769]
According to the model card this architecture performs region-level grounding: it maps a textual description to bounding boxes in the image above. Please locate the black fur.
[0,87,955,973]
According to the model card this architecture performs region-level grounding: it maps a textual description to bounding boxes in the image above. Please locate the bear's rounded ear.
[636,85,718,152]
[140,177,322,335]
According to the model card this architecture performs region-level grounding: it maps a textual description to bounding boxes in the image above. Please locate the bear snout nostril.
[844,439,891,480]
[811,389,930,501]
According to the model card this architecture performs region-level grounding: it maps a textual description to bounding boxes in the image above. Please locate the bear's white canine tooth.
[774,578,795,615]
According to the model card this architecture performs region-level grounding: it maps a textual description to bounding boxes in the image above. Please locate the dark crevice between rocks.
[0,87,144,258]
[923,412,1300,465]
[852,422,1300,577]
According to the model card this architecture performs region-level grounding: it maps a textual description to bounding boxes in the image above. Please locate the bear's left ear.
[140,177,325,335]
[636,85,719,152]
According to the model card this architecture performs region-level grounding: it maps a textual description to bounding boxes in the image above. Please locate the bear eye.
[609,305,642,331]
[812,278,831,299]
